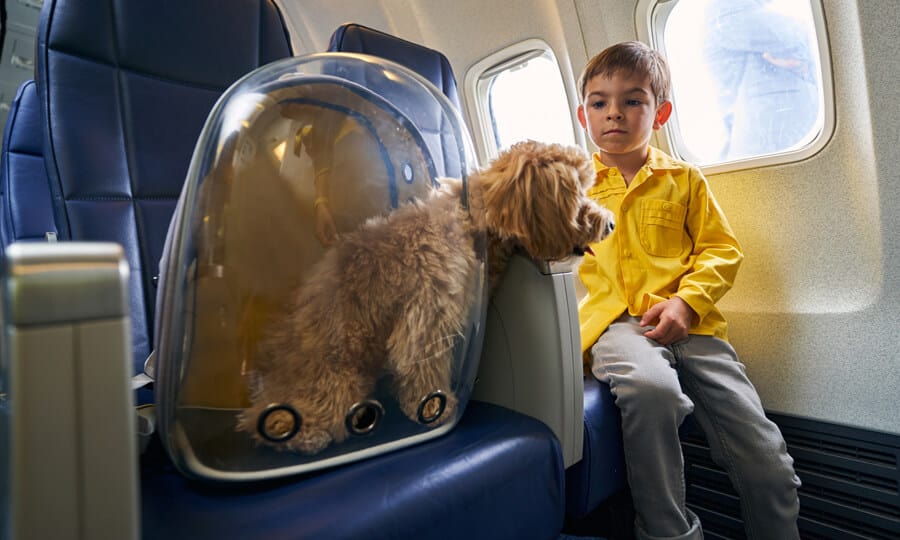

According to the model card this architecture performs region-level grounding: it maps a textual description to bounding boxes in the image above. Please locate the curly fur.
[236,140,614,454]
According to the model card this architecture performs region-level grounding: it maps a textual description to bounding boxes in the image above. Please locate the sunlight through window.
[658,0,826,167]
[485,53,575,151]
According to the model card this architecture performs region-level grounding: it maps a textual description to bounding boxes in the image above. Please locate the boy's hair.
[578,41,671,104]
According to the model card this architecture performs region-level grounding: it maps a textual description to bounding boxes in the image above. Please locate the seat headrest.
[328,23,461,110]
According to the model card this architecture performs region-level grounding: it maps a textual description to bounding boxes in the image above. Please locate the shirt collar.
[591,145,686,175]
[645,146,685,173]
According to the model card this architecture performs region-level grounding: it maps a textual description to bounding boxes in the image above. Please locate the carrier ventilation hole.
[258,403,301,442]
[417,390,447,424]
[346,400,384,435]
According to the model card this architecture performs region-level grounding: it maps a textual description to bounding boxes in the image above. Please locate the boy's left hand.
[640,297,696,345]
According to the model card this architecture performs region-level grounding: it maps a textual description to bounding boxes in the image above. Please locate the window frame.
[635,0,835,174]
[464,38,582,164]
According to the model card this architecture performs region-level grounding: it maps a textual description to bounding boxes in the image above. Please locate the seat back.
[0,80,55,255]
[328,23,460,108]
[328,23,464,178]
[34,0,293,373]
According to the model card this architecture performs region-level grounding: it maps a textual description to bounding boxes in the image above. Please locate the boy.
[576,41,801,539]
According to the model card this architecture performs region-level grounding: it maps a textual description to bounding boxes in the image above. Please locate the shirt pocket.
[639,199,687,257]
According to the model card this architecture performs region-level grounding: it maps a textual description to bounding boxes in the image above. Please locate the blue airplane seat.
[327,22,628,524]
[0,80,56,255]
[328,22,465,178]
[328,22,461,109]
[35,0,294,376]
[565,377,627,517]
[140,401,564,539]
[4,1,567,538]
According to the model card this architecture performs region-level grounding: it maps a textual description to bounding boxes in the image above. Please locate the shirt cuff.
[674,287,712,323]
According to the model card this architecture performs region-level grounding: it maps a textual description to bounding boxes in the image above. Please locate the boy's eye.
[627,99,643,106]
[591,100,606,109]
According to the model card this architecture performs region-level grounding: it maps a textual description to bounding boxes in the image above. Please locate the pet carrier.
[154,53,482,481]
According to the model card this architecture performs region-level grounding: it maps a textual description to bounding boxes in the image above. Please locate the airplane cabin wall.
[278,0,900,437]
[580,0,900,437]
[277,0,589,152]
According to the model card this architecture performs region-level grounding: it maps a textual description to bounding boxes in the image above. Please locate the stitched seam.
[40,0,72,240]
[257,0,263,67]
[46,47,231,93]
[3,90,23,241]
[8,149,44,159]
[65,196,180,202]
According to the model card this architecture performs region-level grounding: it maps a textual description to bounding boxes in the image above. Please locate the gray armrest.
[1,242,138,540]
[473,254,585,467]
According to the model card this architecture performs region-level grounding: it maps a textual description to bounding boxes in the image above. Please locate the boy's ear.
[577,104,588,130]
[653,100,673,130]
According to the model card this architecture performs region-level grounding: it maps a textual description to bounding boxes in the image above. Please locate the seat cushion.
[0,80,55,252]
[565,377,627,518]
[141,401,565,540]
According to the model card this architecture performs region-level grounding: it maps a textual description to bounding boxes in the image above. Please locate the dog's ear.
[479,147,538,240]
[481,141,599,258]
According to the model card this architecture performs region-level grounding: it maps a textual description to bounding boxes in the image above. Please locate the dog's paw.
[408,390,458,426]
[292,429,333,454]
[434,392,458,425]
[261,407,300,440]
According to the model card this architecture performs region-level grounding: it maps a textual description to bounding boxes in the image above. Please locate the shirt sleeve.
[674,167,744,321]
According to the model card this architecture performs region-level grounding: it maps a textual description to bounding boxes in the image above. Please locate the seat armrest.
[1,242,138,540]
[472,254,585,467]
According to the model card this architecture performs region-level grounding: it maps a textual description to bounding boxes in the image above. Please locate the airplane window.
[486,52,575,151]
[650,0,830,169]
[466,41,576,162]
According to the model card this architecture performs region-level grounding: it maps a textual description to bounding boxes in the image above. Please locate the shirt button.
[623,249,631,258]
[627,295,635,304]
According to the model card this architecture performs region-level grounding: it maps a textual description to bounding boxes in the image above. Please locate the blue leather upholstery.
[2,3,568,539]
[565,377,627,517]
[35,0,293,374]
[142,401,565,540]
[328,23,465,178]
[0,80,55,254]
[329,23,460,108]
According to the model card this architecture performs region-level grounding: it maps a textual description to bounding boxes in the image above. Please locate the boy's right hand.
[640,297,695,345]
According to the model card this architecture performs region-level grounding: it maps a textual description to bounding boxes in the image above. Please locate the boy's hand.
[640,297,696,345]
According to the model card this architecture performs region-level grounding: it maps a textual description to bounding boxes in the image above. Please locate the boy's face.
[577,70,672,165]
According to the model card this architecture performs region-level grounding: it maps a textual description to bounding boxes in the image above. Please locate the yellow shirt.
[578,146,743,354]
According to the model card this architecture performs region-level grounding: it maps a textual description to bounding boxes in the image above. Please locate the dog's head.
[474,140,614,260]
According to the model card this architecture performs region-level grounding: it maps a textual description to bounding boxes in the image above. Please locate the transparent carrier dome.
[154,53,483,481]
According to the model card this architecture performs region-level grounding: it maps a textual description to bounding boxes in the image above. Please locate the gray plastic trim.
[4,242,129,325]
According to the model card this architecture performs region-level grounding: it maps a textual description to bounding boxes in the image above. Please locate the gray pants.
[590,315,801,540]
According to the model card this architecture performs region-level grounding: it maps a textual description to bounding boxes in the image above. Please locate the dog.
[236,140,615,454]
